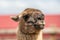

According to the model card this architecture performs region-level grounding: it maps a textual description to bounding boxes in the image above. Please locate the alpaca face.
[11,8,45,34]
[22,13,44,30]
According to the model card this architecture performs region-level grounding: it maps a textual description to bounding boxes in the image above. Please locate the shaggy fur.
[11,8,44,40]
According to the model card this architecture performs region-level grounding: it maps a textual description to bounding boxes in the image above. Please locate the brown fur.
[11,8,44,40]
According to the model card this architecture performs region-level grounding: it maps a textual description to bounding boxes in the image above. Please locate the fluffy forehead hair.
[21,8,43,16]
[11,8,44,22]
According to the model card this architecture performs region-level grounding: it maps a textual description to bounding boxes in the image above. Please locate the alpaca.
[11,8,45,40]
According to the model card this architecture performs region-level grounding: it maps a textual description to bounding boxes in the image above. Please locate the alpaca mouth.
[26,21,44,30]
[33,24,44,30]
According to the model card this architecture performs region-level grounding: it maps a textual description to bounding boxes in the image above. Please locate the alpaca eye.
[37,17,41,20]
[37,14,44,20]
[23,15,29,21]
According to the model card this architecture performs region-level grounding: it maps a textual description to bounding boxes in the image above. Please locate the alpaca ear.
[11,16,19,22]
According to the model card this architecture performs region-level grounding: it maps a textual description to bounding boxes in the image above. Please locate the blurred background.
[0,0,60,40]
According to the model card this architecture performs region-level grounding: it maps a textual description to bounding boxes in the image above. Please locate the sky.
[0,0,60,15]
